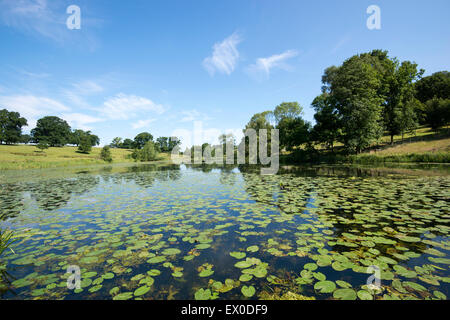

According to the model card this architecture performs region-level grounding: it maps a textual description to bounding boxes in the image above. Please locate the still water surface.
[0,163,449,300]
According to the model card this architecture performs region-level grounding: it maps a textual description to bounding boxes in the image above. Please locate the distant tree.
[111,137,122,148]
[272,102,308,151]
[273,102,303,124]
[132,140,158,161]
[78,136,92,153]
[277,117,310,151]
[415,71,450,103]
[100,145,113,162]
[0,109,28,145]
[89,133,100,146]
[121,138,134,149]
[244,111,273,131]
[218,133,235,146]
[424,98,450,132]
[31,116,71,147]
[36,141,49,152]
[311,93,341,152]
[415,71,450,124]
[168,137,181,152]
[20,134,32,144]
[70,129,99,147]
[156,137,169,152]
[134,132,153,149]
[70,129,85,146]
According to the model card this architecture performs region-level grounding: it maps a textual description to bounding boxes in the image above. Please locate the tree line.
[110,134,180,152]
[110,133,181,162]
[243,50,450,155]
[0,114,100,150]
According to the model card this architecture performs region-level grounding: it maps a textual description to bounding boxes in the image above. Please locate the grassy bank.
[0,145,172,170]
[283,127,450,165]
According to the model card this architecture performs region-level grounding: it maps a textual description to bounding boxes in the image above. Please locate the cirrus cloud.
[246,49,298,80]
[203,32,242,76]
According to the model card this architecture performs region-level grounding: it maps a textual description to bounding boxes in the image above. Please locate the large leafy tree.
[110,137,122,148]
[425,98,450,131]
[272,102,309,151]
[70,129,100,147]
[415,71,450,103]
[277,117,310,151]
[122,138,134,149]
[323,51,385,153]
[311,93,341,152]
[0,109,28,145]
[31,116,72,147]
[134,132,153,149]
[273,102,303,124]
[384,60,423,143]
[156,137,169,152]
[244,111,273,131]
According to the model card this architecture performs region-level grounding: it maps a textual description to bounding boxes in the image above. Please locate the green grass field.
[0,145,164,170]
[0,145,175,170]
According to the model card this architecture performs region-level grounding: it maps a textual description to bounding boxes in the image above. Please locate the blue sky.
[0,0,449,147]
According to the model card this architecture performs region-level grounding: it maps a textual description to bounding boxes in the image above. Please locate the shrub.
[100,145,113,162]
[131,141,158,161]
[36,141,49,152]
[78,137,92,154]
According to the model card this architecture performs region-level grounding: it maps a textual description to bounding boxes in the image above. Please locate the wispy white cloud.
[0,94,70,129]
[98,93,166,120]
[246,50,298,80]
[13,67,50,79]
[203,32,242,76]
[0,0,66,41]
[62,79,105,109]
[0,0,101,48]
[62,112,103,131]
[132,118,156,130]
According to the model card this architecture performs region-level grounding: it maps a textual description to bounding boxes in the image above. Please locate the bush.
[131,141,158,161]
[100,145,113,162]
[36,141,49,152]
[78,137,92,154]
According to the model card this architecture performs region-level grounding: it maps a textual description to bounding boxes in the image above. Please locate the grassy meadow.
[0,145,162,170]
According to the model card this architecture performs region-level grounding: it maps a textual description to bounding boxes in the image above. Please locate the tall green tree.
[31,116,72,147]
[110,137,122,148]
[0,109,28,145]
[424,98,450,131]
[273,102,303,124]
[415,71,450,103]
[384,61,423,143]
[311,93,341,152]
[156,137,169,152]
[70,130,100,147]
[122,138,134,149]
[134,132,153,149]
[277,117,310,151]
[322,51,385,153]
[272,101,309,151]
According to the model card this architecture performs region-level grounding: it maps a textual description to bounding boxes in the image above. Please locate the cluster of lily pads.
[0,164,448,300]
